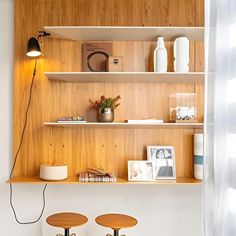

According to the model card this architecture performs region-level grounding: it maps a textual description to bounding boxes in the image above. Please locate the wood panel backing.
[13,0,204,179]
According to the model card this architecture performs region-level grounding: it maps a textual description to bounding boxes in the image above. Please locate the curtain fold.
[205,0,236,235]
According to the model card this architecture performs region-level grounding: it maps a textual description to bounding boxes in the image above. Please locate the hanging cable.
[9,58,48,224]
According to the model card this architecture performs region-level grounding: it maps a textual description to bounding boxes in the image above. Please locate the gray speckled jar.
[97,108,114,122]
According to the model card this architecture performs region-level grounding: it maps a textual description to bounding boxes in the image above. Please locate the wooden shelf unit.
[44,122,203,129]
[44,26,204,41]
[8,176,202,185]
[13,1,205,186]
[45,72,204,83]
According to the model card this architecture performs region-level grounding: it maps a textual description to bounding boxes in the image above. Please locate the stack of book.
[57,116,86,123]
[78,167,117,183]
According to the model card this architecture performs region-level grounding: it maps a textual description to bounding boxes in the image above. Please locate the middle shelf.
[44,122,203,129]
[44,72,205,83]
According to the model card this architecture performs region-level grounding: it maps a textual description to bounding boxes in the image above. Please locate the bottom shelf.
[8,176,202,185]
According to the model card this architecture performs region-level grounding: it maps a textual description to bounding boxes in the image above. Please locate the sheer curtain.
[205,0,236,235]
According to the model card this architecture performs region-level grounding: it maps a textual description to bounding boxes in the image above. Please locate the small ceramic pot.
[97,108,114,122]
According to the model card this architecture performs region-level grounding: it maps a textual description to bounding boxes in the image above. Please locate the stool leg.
[114,229,119,236]
[65,228,70,236]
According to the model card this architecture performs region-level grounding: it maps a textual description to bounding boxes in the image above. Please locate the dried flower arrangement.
[89,95,121,113]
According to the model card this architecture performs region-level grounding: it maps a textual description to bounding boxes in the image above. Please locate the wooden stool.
[46,212,88,236]
[95,213,138,236]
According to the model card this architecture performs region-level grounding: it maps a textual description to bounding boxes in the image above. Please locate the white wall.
[0,0,202,235]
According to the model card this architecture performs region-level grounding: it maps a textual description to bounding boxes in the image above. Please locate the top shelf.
[44,26,204,42]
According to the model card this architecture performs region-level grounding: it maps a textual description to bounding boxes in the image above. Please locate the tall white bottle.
[154,37,167,72]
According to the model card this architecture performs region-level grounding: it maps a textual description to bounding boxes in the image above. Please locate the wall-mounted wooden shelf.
[44,26,204,41]
[45,72,204,83]
[8,176,202,185]
[14,2,205,190]
[44,122,203,129]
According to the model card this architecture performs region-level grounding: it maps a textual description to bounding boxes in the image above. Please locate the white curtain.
[205,0,236,235]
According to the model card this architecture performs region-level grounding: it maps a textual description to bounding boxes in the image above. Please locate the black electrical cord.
[9,58,48,224]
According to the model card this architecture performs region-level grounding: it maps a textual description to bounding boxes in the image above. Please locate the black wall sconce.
[26,31,50,57]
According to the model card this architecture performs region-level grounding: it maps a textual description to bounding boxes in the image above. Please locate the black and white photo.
[147,146,176,179]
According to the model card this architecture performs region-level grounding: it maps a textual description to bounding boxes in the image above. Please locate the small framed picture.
[147,146,176,180]
[128,161,154,181]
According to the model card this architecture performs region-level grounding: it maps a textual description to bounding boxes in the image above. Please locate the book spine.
[79,172,117,183]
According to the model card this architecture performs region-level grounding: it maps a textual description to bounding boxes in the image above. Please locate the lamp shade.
[26,37,41,57]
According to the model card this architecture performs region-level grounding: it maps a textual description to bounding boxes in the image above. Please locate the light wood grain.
[95,214,138,230]
[13,0,204,182]
[46,212,88,229]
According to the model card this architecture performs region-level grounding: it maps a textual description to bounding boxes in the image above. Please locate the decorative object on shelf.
[39,164,68,181]
[82,43,112,72]
[106,56,124,72]
[153,37,167,72]
[57,116,86,123]
[194,133,204,180]
[78,167,116,182]
[89,95,121,122]
[128,161,154,181]
[174,37,189,72]
[147,146,176,179]
[97,107,114,122]
[169,93,197,122]
[125,118,163,124]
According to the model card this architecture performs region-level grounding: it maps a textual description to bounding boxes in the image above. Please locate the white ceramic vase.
[154,37,167,72]
[174,37,189,72]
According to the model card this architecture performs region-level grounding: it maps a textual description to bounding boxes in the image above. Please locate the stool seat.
[95,213,138,230]
[46,212,88,229]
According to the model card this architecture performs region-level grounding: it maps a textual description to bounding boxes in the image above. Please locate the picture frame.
[82,43,112,72]
[128,161,154,181]
[147,146,176,180]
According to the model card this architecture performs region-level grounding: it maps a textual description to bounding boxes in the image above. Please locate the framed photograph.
[147,146,176,180]
[128,161,154,181]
